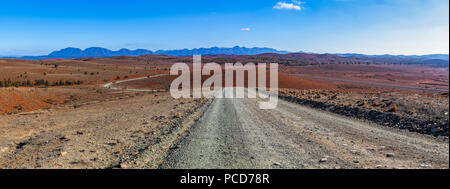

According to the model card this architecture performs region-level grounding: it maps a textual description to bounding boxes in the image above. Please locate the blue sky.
[0,0,448,56]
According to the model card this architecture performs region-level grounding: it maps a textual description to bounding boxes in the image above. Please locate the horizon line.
[1,46,449,58]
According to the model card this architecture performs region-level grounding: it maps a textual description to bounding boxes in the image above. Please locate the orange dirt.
[281,64,449,94]
[0,88,65,114]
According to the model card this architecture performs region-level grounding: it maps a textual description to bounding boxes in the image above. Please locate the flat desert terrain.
[0,55,448,169]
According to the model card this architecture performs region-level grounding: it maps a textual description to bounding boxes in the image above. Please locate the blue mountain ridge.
[10,46,288,60]
[2,47,448,67]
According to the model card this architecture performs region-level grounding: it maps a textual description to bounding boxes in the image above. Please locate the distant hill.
[5,46,288,60]
[337,53,449,67]
[337,53,448,60]
[419,59,450,67]
[2,47,447,67]
[198,53,359,65]
[194,53,448,67]
[46,47,154,59]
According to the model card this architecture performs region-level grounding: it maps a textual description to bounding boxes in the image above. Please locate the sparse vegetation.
[0,78,84,88]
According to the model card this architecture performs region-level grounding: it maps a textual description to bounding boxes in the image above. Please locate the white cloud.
[240,28,251,31]
[273,1,303,11]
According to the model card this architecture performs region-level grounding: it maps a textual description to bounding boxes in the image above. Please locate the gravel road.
[103,74,168,92]
[160,88,449,169]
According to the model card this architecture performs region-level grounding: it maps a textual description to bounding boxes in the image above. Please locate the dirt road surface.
[160,88,448,169]
[103,74,168,92]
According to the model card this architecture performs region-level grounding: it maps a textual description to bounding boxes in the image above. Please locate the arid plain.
[0,54,448,169]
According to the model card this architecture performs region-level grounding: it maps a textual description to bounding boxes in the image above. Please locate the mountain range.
[5,46,288,60]
[1,46,448,67]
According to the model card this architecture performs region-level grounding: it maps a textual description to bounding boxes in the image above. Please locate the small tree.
[6,78,12,87]
[34,79,45,86]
